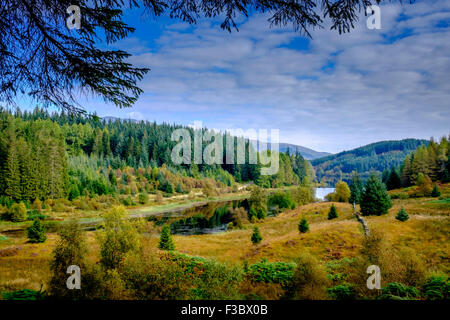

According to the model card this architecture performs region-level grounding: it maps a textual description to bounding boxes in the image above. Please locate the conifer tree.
[298,217,309,233]
[386,169,401,190]
[360,174,392,216]
[431,184,441,197]
[349,171,363,204]
[27,218,47,243]
[328,204,338,220]
[159,225,175,251]
[396,207,409,222]
[251,226,262,245]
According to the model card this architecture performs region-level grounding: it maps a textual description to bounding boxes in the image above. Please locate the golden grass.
[1,186,449,294]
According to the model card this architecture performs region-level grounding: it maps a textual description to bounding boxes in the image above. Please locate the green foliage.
[349,171,364,204]
[98,206,142,269]
[298,217,309,233]
[328,204,338,220]
[27,218,47,243]
[9,202,27,222]
[251,226,262,245]
[312,139,428,186]
[421,275,449,300]
[431,184,441,197]
[138,192,149,204]
[379,282,420,300]
[360,174,392,216]
[395,207,409,222]
[327,284,356,300]
[283,253,329,299]
[249,186,268,219]
[269,191,296,210]
[48,220,87,299]
[2,289,44,300]
[247,260,296,285]
[386,169,402,190]
[291,186,314,206]
[159,225,175,251]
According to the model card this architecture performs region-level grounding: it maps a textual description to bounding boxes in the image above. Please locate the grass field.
[0,184,449,298]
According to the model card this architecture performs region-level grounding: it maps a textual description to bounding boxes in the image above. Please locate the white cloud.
[92,1,450,153]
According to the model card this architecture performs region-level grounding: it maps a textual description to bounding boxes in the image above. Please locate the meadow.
[0,183,448,300]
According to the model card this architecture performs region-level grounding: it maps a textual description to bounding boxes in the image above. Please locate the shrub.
[395,207,409,222]
[48,220,88,299]
[9,202,27,222]
[291,186,314,206]
[2,289,44,300]
[298,217,309,233]
[27,218,47,243]
[138,192,149,204]
[421,275,449,300]
[229,207,248,228]
[283,253,329,299]
[247,260,296,285]
[251,226,262,245]
[159,225,175,251]
[378,282,420,300]
[328,204,338,220]
[269,191,295,210]
[327,284,356,300]
[31,198,42,212]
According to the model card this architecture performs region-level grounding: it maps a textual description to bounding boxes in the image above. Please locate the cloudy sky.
[80,0,450,153]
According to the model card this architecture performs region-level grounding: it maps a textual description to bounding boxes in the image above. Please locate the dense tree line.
[312,139,429,186]
[0,108,312,202]
[399,137,450,187]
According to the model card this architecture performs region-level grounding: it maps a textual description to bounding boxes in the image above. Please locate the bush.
[229,207,248,228]
[421,275,449,300]
[328,204,338,220]
[283,253,329,299]
[48,220,88,299]
[159,225,175,251]
[378,282,420,300]
[298,217,309,233]
[247,260,295,285]
[395,207,409,222]
[9,202,27,222]
[269,191,295,210]
[251,226,262,245]
[327,284,356,300]
[2,289,44,300]
[27,218,47,243]
[138,192,149,204]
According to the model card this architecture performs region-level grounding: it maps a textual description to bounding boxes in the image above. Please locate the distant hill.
[311,139,429,186]
[250,141,330,160]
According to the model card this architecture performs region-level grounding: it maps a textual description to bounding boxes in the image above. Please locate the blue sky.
[39,1,450,153]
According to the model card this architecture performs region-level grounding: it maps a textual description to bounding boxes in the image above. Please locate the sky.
[51,1,450,153]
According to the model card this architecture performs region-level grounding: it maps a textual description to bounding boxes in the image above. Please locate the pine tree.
[251,226,262,245]
[298,217,309,233]
[5,141,21,200]
[349,171,363,204]
[431,184,441,197]
[360,174,392,216]
[328,204,338,220]
[27,218,47,243]
[159,225,175,251]
[386,169,401,190]
[396,207,409,222]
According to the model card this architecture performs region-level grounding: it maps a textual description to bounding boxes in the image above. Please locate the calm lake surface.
[315,187,335,201]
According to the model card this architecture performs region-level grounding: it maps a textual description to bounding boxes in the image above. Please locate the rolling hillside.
[311,139,429,186]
